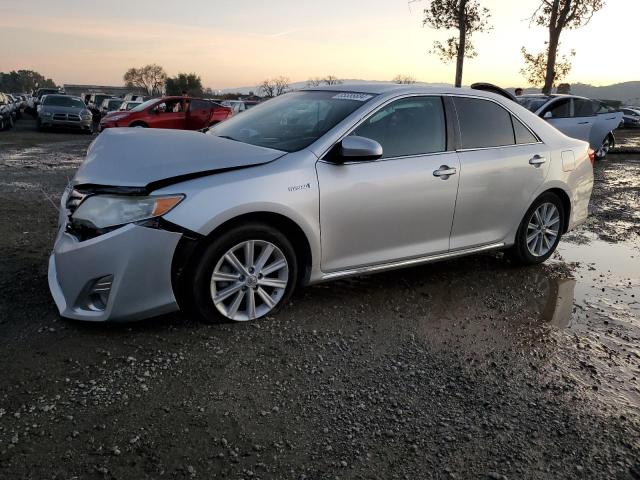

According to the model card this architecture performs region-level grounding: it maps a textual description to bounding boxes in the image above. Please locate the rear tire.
[130,122,148,128]
[190,223,298,323]
[595,134,613,160]
[506,192,565,266]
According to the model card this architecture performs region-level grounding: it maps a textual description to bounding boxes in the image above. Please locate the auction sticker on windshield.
[332,93,374,101]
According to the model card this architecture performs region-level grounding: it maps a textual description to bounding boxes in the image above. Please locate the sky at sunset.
[1,0,637,90]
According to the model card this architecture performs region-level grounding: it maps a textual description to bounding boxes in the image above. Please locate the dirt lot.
[0,118,639,480]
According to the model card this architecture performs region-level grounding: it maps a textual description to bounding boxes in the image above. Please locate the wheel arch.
[171,211,314,302]
[542,187,572,234]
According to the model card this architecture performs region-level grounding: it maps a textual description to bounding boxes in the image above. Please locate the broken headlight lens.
[71,194,184,229]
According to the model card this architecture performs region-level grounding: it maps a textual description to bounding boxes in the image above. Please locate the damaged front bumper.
[48,218,182,322]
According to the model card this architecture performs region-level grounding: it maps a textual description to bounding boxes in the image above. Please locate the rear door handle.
[529,155,546,166]
[433,165,457,178]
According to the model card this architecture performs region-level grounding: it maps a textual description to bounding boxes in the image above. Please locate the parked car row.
[0,92,31,129]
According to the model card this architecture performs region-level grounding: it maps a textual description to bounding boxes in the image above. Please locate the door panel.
[187,100,211,130]
[591,111,623,147]
[317,153,460,272]
[450,144,550,250]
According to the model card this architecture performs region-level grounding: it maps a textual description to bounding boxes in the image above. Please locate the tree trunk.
[543,27,560,95]
[455,0,468,88]
[542,0,561,95]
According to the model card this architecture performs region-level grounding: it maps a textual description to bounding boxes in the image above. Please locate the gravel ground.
[0,118,639,480]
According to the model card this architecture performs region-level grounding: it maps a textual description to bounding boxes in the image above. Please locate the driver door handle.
[433,165,457,178]
[529,155,546,166]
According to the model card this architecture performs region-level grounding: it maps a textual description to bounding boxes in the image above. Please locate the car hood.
[73,128,286,191]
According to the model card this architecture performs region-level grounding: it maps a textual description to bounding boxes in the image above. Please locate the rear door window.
[453,97,515,149]
[353,96,446,158]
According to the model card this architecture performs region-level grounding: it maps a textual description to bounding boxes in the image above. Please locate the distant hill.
[511,82,640,104]
[222,79,640,105]
[220,79,450,95]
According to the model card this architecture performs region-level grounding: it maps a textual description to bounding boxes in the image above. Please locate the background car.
[37,94,93,133]
[0,93,13,129]
[99,96,232,131]
[621,107,640,128]
[33,87,62,108]
[87,93,114,118]
[221,99,260,115]
[123,93,145,103]
[517,94,623,159]
[118,100,143,111]
[100,98,125,116]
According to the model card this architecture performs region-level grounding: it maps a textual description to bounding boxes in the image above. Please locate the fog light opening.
[85,275,113,312]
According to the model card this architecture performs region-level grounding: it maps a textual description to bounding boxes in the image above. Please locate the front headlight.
[81,111,92,119]
[108,113,127,121]
[42,111,52,117]
[72,194,184,229]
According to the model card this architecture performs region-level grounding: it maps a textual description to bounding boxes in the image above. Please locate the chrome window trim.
[319,242,505,281]
[317,92,544,162]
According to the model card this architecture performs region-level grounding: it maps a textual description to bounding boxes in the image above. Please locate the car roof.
[300,82,513,98]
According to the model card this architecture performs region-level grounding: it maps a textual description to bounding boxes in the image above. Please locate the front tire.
[506,192,565,265]
[191,223,298,323]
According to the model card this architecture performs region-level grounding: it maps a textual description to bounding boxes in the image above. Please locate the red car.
[99,96,232,131]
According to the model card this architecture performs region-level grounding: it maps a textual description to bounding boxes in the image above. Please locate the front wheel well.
[175,212,312,288]
[543,188,571,234]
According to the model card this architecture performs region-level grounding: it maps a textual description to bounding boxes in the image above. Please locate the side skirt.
[317,242,505,283]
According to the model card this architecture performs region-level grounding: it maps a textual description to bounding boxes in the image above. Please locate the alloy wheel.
[597,137,611,158]
[210,240,289,321]
[526,202,560,257]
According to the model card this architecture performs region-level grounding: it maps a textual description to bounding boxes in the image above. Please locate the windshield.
[108,100,122,109]
[208,90,376,152]
[517,96,550,113]
[43,96,85,109]
[130,98,158,112]
[126,102,142,110]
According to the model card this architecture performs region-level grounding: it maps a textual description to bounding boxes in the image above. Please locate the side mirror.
[543,111,552,119]
[339,136,383,162]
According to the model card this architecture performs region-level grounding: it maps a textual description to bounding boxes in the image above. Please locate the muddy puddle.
[0,145,84,170]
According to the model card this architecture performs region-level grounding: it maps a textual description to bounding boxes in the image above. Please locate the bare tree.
[520,45,574,88]
[123,64,167,96]
[392,74,417,84]
[423,0,491,87]
[274,76,290,95]
[259,76,290,97]
[323,75,343,85]
[525,0,604,94]
[259,79,276,97]
[306,77,322,87]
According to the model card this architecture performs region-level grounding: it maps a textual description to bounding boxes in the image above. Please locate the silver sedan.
[49,84,594,323]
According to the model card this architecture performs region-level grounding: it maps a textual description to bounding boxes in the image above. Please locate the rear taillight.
[588,148,595,166]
